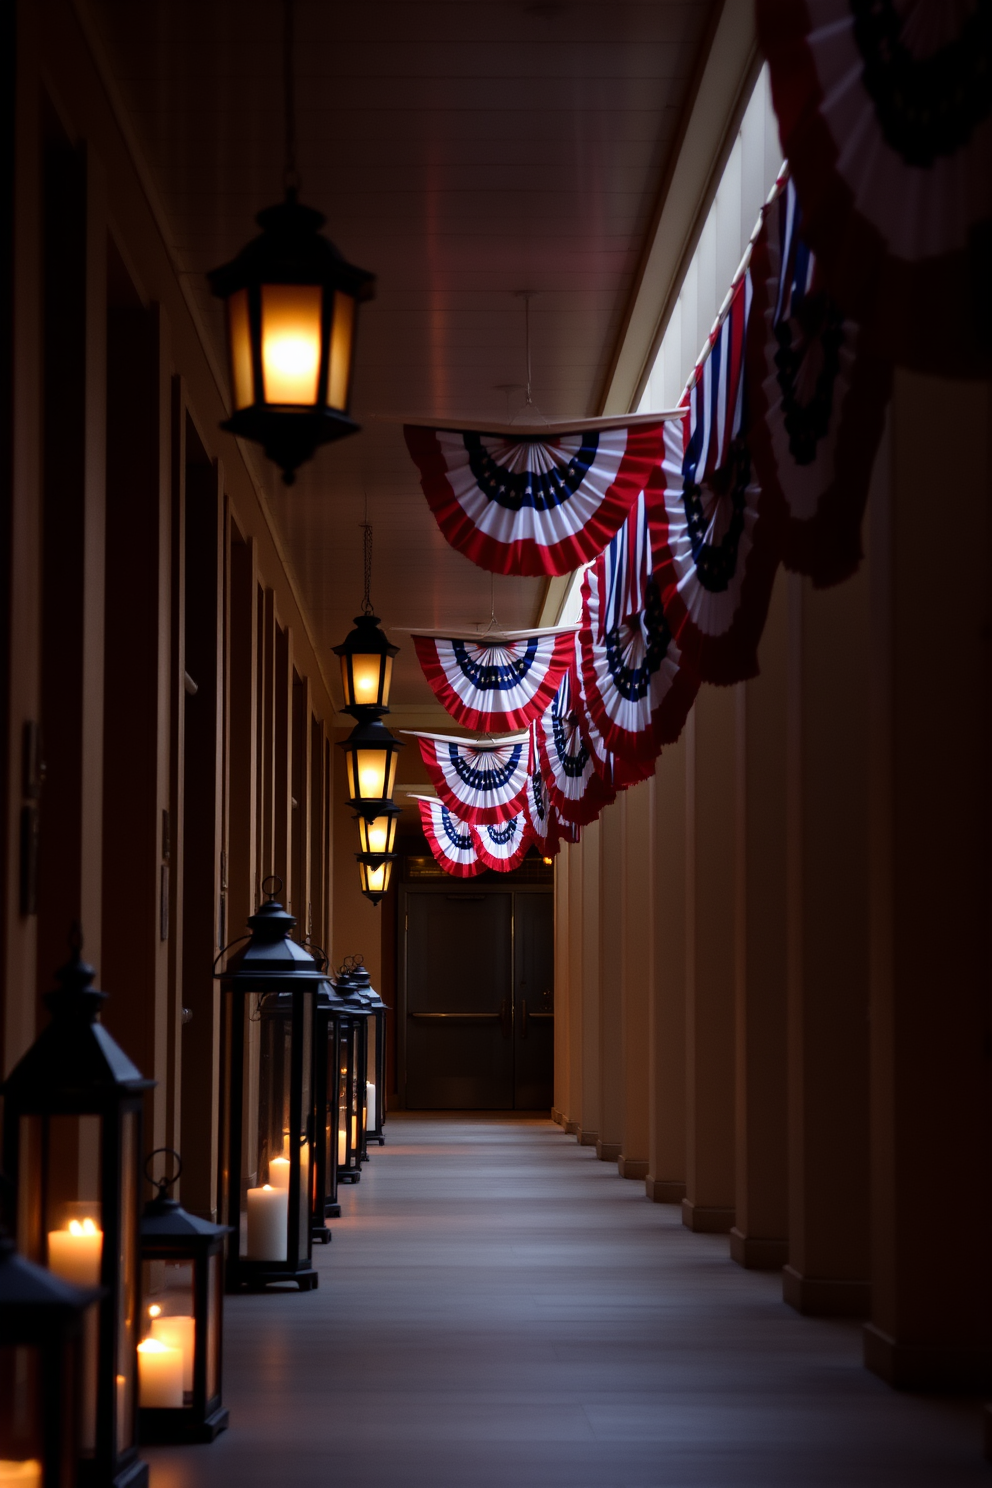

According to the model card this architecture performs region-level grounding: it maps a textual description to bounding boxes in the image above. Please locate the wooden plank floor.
[146,1114,989,1487]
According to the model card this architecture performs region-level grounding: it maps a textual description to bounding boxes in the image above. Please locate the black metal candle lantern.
[215,880,324,1292]
[310,975,358,1235]
[339,718,403,820]
[0,1232,101,1488]
[137,1150,232,1445]
[332,962,370,1183]
[347,961,388,1149]
[333,612,398,719]
[2,938,154,1488]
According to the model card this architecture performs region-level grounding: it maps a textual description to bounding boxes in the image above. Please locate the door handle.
[500,998,512,1039]
[410,1012,500,1021]
[520,998,528,1039]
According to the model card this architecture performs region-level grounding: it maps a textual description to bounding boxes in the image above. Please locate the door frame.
[397,880,553,1110]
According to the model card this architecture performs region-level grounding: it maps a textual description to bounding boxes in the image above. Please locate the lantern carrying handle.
[212,933,251,974]
[145,1147,183,1199]
[262,875,283,901]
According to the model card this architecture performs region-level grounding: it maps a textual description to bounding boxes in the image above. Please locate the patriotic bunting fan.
[412,796,485,878]
[523,735,560,858]
[473,812,533,873]
[747,173,893,588]
[579,493,699,763]
[655,269,782,685]
[758,0,992,375]
[411,629,576,732]
[537,666,614,826]
[405,731,530,825]
[404,419,671,576]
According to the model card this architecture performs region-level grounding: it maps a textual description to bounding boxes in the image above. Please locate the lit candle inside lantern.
[351,1115,358,1148]
[149,1310,195,1394]
[0,1462,42,1487]
[268,1143,309,1190]
[137,1338,183,1409]
[367,1081,376,1132]
[246,1184,287,1261]
[338,1127,346,1166]
[47,1218,102,1286]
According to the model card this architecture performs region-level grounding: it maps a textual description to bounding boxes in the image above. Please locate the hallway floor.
[147,1115,988,1487]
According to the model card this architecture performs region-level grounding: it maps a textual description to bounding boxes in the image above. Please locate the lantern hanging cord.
[283,0,300,197]
[524,294,533,407]
[361,520,374,615]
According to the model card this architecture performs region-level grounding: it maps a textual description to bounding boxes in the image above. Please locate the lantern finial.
[44,926,108,1022]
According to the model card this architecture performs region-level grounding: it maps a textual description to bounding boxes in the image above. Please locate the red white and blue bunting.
[579,493,699,763]
[747,172,892,588]
[655,271,782,685]
[758,0,992,376]
[403,419,672,576]
[412,796,485,879]
[473,812,533,873]
[523,732,561,858]
[405,731,530,825]
[537,665,615,826]
[410,629,576,733]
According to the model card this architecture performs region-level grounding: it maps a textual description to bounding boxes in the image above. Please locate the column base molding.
[864,1324,992,1393]
[596,1140,621,1162]
[782,1265,870,1317]
[729,1228,787,1270]
[578,1128,598,1147]
[618,1156,649,1180]
[551,1108,565,1127]
[564,1120,580,1136]
[681,1199,734,1233]
[646,1177,686,1203]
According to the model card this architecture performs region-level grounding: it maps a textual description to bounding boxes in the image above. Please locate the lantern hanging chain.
[524,293,533,407]
[361,518,374,616]
[283,0,301,198]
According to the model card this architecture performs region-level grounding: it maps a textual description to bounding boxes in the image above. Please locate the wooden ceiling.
[88,0,717,717]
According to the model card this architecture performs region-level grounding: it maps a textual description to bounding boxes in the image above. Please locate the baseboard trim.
[729,1228,787,1271]
[681,1199,734,1234]
[550,1108,565,1127]
[618,1156,649,1180]
[578,1129,599,1147]
[596,1140,621,1162]
[864,1324,992,1393]
[646,1177,686,1204]
[564,1120,580,1136]
[782,1265,870,1318]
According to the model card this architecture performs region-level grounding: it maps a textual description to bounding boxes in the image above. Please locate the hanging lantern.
[137,1150,232,1445]
[0,1231,102,1488]
[2,937,154,1488]
[346,960,389,1149]
[206,1,374,484]
[355,853,395,907]
[215,879,325,1292]
[355,807,398,906]
[331,963,370,1184]
[334,613,398,718]
[339,717,403,819]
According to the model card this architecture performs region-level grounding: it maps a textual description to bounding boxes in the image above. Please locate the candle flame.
[137,1338,175,1355]
[262,1184,273,1191]
[148,1304,162,1317]
[68,1218,99,1236]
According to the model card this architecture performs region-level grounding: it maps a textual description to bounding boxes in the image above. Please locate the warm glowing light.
[260,285,322,405]
[227,288,253,409]
[148,1304,162,1318]
[543,857,553,865]
[326,291,355,411]
[0,1460,42,1486]
[348,653,389,706]
[137,1338,183,1410]
[48,1218,102,1287]
[358,813,397,856]
[71,1218,98,1236]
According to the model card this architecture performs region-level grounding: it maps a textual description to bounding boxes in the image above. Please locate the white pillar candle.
[268,1145,309,1190]
[366,1082,376,1131]
[137,1338,183,1409]
[47,1219,102,1286]
[0,1463,42,1488]
[338,1128,346,1166]
[246,1184,287,1261]
[149,1316,194,1393]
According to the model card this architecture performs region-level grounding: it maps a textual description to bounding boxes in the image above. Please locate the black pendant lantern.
[347,961,389,1148]
[2,937,154,1488]
[137,1150,232,1445]
[0,1233,101,1488]
[334,613,398,719]
[355,853,396,907]
[207,1,374,484]
[330,962,370,1185]
[215,880,325,1292]
[339,718,403,820]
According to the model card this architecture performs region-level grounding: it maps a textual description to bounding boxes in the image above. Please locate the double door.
[403,889,553,1110]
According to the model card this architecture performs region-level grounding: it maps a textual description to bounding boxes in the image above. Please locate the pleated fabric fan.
[537,665,615,826]
[412,796,485,878]
[473,812,533,873]
[409,628,576,732]
[405,731,530,825]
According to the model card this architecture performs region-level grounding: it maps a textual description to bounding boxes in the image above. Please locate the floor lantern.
[311,974,359,1234]
[0,1231,101,1488]
[137,1150,232,1445]
[215,880,323,1292]
[345,960,388,1149]
[330,962,369,1185]
[1,935,154,1488]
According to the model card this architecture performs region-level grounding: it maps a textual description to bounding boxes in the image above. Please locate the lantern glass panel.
[140,1260,195,1407]
[205,1251,221,1404]
[0,1345,42,1488]
[358,814,396,856]
[117,1110,138,1455]
[260,285,322,406]
[227,288,254,410]
[247,997,312,1266]
[17,1115,102,1457]
[336,1032,349,1172]
[358,859,393,897]
[326,291,355,411]
[343,651,391,710]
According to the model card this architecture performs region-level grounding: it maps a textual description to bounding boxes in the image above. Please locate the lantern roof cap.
[207,194,375,302]
[0,1236,101,1311]
[217,886,327,983]
[2,940,153,1102]
[333,612,399,659]
[140,1195,233,1241]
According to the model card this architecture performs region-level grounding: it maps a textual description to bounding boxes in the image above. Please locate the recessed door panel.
[513,892,555,1109]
